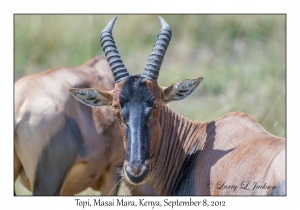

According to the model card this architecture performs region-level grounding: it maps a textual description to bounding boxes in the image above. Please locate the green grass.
[14,14,286,195]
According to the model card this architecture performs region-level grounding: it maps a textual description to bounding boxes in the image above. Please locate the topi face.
[70,16,202,184]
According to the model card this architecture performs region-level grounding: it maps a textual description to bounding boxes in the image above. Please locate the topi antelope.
[70,16,286,195]
[14,56,126,195]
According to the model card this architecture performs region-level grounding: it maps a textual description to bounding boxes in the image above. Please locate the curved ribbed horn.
[141,16,172,81]
[100,17,129,83]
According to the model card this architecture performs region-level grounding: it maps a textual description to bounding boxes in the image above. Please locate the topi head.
[70,16,202,185]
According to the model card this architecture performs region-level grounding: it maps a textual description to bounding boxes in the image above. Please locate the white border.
[3,0,298,209]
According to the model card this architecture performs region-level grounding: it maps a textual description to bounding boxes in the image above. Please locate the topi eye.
[154,102,161,109]
[111,103,121,110]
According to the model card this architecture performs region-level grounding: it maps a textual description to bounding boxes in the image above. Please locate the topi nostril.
[126,164,143,176]
[124,162,150,184]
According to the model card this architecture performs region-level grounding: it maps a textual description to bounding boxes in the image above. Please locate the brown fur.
[14,56,125,195]
[147,106,285,195]
[144,79,163,156]
[68,66,285,196]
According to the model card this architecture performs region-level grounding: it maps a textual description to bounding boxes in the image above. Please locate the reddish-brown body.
[148,106,285,195]
[70,16,285,196]
[14,56,125,195]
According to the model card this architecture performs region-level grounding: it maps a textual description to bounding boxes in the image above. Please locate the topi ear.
[69,88,113,107]
[162,77,203,104]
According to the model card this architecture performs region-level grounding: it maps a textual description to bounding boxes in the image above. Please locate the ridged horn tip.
[100,16,129,83]
[102,16,118,33]
[141,16,172,81]
[158,16,170,29]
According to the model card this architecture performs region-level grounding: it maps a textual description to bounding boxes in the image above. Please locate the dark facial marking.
[119,76,154,161]
[117,76,156,183]
[119,76,154,108]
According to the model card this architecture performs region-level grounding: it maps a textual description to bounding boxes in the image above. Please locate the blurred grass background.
[14,14,286,195]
